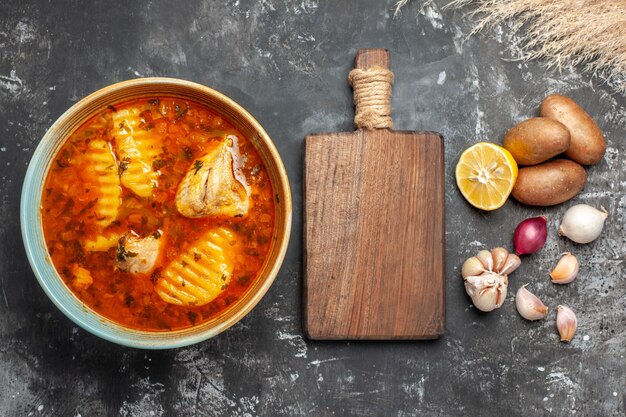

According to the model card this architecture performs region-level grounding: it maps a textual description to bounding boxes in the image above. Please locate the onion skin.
[558,204,608,244]
[514,216,548,255]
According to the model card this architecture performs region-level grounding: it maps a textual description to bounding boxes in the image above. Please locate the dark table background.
[1,1,624,416]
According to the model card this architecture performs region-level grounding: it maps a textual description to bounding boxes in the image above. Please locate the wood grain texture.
[355,48,389,71]
[304,48,445,340]
[304,129,445,339]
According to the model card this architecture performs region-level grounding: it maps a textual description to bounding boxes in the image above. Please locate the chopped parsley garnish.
[152,159,166,171]
[118,157,131,176]
[116,244,138,262]
[174,104,189,121]
[192,160,203,175]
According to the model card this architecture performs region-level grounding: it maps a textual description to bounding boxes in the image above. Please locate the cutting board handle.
[348,48,394,130]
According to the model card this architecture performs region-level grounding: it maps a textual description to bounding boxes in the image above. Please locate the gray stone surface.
[0,0,624,416]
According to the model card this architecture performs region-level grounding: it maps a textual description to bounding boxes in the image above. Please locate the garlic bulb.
[464,272,508,312]
[515,285,548,320]
[549,253,579,284]
[556,305,577,342]
[462,247,521,312]
[558,204,608,244]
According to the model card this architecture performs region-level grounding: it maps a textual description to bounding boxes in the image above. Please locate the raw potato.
[512,159,586,206]
[503,117,571,165]
[540,94,606,165]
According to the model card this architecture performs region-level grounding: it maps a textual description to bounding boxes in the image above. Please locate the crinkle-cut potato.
[84,140,121,228]
[112,107,160,197]
[175,137,250,218]
[155,227,238,307]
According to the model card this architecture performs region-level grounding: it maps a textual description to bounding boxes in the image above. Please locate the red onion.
[513,216,547,255]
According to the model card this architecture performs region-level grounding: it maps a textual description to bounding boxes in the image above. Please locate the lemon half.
[455,142,518,211]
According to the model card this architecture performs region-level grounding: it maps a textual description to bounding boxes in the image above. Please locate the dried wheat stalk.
[394,0,626,94]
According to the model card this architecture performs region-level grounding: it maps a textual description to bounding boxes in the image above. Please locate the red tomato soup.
[41,97,275,331]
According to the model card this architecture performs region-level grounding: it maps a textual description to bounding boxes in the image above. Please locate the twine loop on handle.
[348,66,394,130]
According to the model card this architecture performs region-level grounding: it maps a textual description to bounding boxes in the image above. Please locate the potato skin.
[503,117,570,165]
[540,94,606,165]
[511,159,586,206]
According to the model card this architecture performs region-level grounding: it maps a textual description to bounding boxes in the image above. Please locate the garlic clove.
[558,204,608,244]
[500,253,522,276]
[556,305,577,342]
[515,284,548,320]
[491,247,509,273]
[476,250,494,271]
[550,252,579,284]
[462,256,485,278]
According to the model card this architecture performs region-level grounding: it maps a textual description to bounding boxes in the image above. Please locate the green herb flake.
[152,159,165,171]
[174,104,189,121]
[116,244,138,262]
[124,295,135,307]
[150,269,161,284]
[55,149,71,168]
[116,245,126,262]
[187,311,198,324]
[118,157,131,176]
[192,160,203,175]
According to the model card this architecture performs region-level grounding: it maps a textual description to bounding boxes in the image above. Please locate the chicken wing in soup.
[41,97,275,331]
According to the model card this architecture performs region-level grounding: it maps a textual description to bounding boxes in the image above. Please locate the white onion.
[558,204,608,244]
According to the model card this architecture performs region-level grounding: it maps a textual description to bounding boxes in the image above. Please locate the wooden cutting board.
[303,49,445,340]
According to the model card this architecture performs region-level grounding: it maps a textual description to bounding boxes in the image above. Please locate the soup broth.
[41,97,275,331]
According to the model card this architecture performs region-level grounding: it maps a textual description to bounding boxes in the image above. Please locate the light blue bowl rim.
[20,77,292,349]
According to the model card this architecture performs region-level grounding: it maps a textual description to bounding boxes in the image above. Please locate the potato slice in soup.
[112,107,160,197]
[155,227,237,306]
[83,139,121,229]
